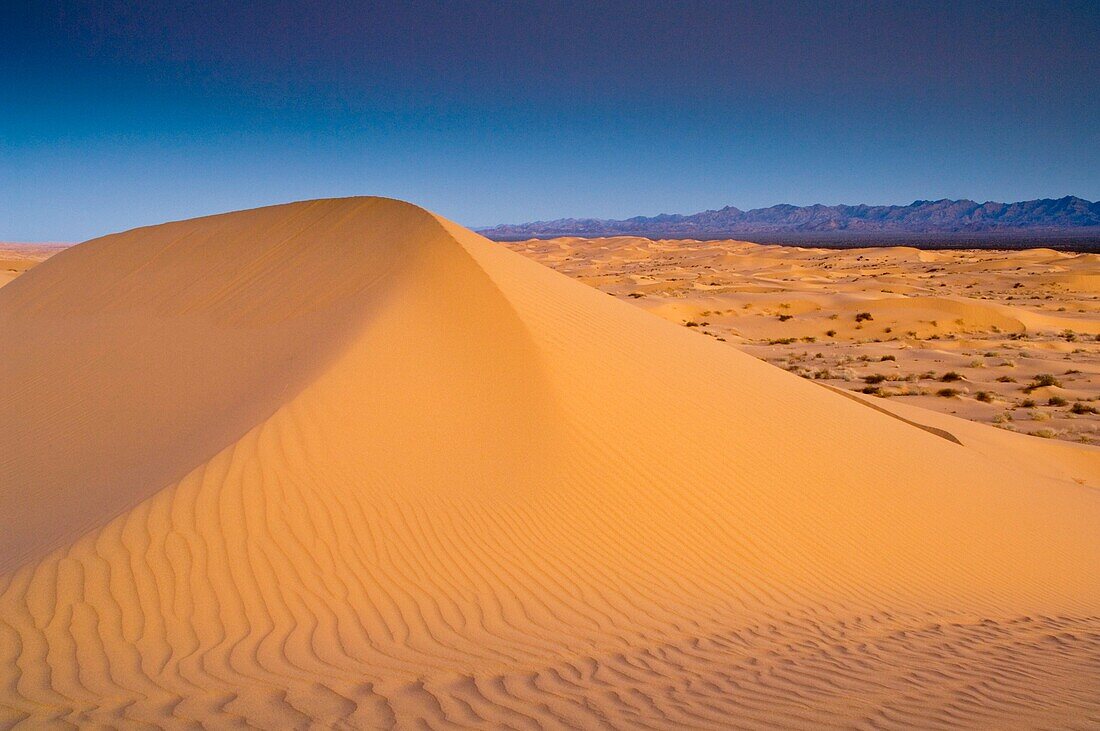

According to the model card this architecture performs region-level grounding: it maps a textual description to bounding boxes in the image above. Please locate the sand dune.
[1,198,1098,728]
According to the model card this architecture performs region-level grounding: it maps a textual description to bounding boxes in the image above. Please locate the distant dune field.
[1,199,1098,728]
[506,236,1100,445]
[0,242,67,287]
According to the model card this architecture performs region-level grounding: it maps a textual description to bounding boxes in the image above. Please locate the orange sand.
[1,199,1098,728]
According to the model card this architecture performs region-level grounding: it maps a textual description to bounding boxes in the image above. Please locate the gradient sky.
[3,1,1099,241]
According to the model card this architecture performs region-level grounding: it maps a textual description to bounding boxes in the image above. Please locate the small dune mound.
[841,295,1028,334]
[1,198,1098,728]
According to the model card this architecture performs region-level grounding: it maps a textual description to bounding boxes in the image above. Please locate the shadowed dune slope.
[1,198,1098,729]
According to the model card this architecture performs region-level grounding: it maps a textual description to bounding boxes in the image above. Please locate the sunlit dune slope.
[1,198,1098,728]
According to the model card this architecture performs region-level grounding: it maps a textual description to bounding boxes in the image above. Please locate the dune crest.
[1,198,1098,728]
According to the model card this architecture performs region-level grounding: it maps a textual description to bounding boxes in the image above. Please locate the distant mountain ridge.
[479,196,1100,241]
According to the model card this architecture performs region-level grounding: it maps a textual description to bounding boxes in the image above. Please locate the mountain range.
[478,196,1100,242]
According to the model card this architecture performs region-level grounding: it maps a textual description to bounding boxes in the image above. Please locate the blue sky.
[3,1,1098,241]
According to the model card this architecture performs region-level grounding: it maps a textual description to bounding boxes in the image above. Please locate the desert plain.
[0,199,1098,729]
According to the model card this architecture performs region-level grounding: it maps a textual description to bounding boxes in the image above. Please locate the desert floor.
[0,242,66,287]
[1,207,1098,729]
[506,237,1100,444]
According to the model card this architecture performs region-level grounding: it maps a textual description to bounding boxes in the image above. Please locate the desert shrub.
[855,312,873,323]
[1031,428,1056,439]
[777,314,793,322]
[936,388,960,398]
[685,321,699,327]
[995,375,1016,383]
[1047,396,1068,407]
[1070,402,1098,415]
[975,391,995,403]
[1020,399,1037,408]
[1029,373,1061,389]
[768,337,797,345]
[879,355,896,361]
[825,329,837,337]
[864,374,887,384]
[940,371,963,382]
